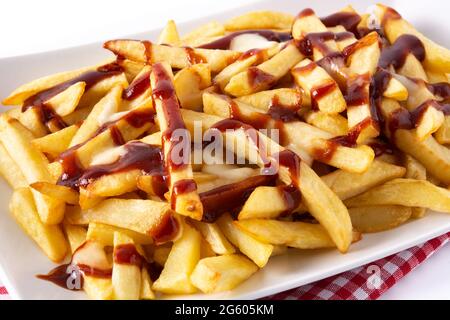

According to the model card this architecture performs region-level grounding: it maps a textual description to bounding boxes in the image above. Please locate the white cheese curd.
[90,145,128,166]
[229,33,278,52]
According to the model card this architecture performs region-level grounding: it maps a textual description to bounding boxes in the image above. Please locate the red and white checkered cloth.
[1,232,449,300]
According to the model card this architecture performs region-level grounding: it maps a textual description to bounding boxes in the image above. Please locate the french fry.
[84,277,114,300]
[69,85,123,147]
[190,220,235,255]
[174,64,211,111]
[181,21,225,46]
[376,4,450,72]
[349,205,412,233]
[224,42,304,96]
[45,81,86,117]
[225,11,293,30]
[104,40,239,73]
[234,219,336,249]
[345,179,450,212]
[31,181,79,205]
[152,220,200,294]
[379,98,450,184]
[2,65,95,106]
[238,186,297,220]
[0,141,27,189]
[321,159,406,200]
[404,155,427,218]
[213,45,280,91]
[151,62,203,220]
[85,169,141,198]
[112,232,141,300]
[217,213,273,268]
[32,125,79,158]
[68,198,178,237]
[235,88,303,112]
[9,188,67,262]
[0,116,66,224]
[304,111,348,135]
[87,222,153,246]
[63,223,87,254]
[291,58,346,114]
[157,20,180,45]
[190,254,258,293]
[299,161,353,252]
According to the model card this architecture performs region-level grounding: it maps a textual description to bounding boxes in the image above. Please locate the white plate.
[0,0,449,300]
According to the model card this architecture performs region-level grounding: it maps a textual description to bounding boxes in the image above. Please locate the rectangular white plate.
[0,0,449,300]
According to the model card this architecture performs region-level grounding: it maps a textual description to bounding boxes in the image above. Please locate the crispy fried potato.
[158,20,180,45]
[299,161,353,253]
[224,42,304,96]
[112,232,141,300]
[63,223,87,253]
[190,221,235,255]
[235,219,336,249]
[87,222,153,246]
[321,159,406,200]
[152,221,200,294]
[140,267,156,300]
[31,181,79,205]
[304,111,348,136]
[174,64,211,111]
[345,179,450,212]
[404,155,427,218]
[0,141,27,189]
[10,188,67,262]
[349,205,412,233]
[217,213,273,268]
[32,125,78,158]
[225,11,293,30]
[191,254,258,293]
[0,116,65,224]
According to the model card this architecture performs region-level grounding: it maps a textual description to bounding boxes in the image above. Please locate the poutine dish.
[1,3,449,299]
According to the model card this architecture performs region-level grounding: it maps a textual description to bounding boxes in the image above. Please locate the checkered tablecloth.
[1,232,449,300]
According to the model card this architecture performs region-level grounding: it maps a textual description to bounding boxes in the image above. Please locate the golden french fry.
[32,125,79,158]
[299,161,353,253]
[2,65,95,106]
[225,11,293,30]
[46,81,86,116]
[174,64,211,111]
[190,220,235,255]
[349,206,412,233]
[9,188,67,262]
[292,59,346,114]
[377,4,450,72]
[112,232,141,300]
[0,141,27,189]
[104,40,239,73]
[404,154,427,218]
[83,276,114,300]
[191,254,258,293]
[69,85,123,147]
[224,42,304,96]
[87,222,153,246]
[0,116,66,224]
[217,213,273,268]
[235,219,336,249]
[31,181,79,205]
[63,223,87,253]
[68,198,178,237]
[157,20,180,45]
[304,111,348,135]
[151,62,203,220]
[321,159,406,200]
[345,179,450,212]
[181,21,225,46]
[152,220,200,294]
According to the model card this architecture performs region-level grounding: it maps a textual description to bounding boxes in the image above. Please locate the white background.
[0,0,448,299]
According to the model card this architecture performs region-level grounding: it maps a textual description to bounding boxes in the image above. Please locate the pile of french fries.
[1,3,450,300]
